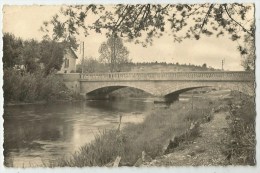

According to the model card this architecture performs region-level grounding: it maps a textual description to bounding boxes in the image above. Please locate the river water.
[4,99,156,167]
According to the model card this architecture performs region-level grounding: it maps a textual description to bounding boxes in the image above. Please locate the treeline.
[76,57,131,73]
[76,58,219,73]
[3,33,73,103]
[3,33,67,74]
[131,61,213,69]
[129,61,220,72]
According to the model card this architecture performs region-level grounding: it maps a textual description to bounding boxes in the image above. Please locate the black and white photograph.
[0,0,259,171]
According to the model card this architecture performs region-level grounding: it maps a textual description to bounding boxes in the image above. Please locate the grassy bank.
[48,97,222,167]
[221,91,256,165]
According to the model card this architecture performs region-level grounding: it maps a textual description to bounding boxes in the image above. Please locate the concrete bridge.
[57,71,255,100]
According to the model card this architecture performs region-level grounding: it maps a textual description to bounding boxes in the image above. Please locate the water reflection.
[4,99,153,167]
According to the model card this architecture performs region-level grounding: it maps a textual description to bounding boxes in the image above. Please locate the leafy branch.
[223,4,254,37]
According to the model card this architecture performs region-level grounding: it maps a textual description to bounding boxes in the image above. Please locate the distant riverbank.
[5,100,47,106]
[5,97,86,106]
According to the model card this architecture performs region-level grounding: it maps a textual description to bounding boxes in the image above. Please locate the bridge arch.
[81,83,159,98]
[162,82,254,96]
[86,85,153,97]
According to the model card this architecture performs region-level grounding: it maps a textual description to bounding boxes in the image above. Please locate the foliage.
[2,33,76,103]
[3,33,68,75]
[3,68,71,103]
[3,33,23,68]
[239,34,255,71]
[76,57,108,73]
[222,92,256,165]
[3,68,24,102]
[20,39,41,73]
[39,40,65,75]
[99,34,131,72]
[44,4,254,46]
[41,15,79,50]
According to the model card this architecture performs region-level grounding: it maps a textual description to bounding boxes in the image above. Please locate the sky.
[2,5,250,71]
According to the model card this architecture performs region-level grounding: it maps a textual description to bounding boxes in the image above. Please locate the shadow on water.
[85,98,150,113]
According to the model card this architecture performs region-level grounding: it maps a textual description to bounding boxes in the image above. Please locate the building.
[58,47,78,73]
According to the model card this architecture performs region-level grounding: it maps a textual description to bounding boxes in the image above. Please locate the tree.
[98,34,130,72]
[3,33,23,69]
[39,40,65,75]
[76,57,106,73]
[202,63,207,68]
[20,39,41,73]
[3,33,67,74]
[44,4,254,45]
[239,34,255,71]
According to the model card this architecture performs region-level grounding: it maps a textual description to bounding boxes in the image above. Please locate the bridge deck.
[79,71,254,82]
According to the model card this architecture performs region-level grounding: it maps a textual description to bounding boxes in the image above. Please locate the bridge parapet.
[80,71,254,82]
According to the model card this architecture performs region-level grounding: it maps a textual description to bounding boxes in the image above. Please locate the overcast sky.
[3,5,249,71]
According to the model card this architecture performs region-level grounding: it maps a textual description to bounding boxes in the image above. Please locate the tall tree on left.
[3,33,23,69]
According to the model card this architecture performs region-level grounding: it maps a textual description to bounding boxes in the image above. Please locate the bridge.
[57,71,255,100]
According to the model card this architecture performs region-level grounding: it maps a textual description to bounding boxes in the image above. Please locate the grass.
[48,97,220,167]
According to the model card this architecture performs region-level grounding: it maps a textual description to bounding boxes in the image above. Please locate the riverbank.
[46,94,225,167]
[5,100,47,106]
[143,110,230,166]
[141,91,256,166]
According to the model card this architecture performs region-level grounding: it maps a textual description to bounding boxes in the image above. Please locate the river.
[4,98,156,167]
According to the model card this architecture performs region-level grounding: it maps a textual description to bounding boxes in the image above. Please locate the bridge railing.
[79,71,254,81]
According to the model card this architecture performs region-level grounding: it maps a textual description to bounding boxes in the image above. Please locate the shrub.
[3,69,71,103]
[18,72,37,102]
[3,68,22,102]
[37,73,70,101]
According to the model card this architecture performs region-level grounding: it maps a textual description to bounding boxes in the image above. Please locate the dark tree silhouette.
[3,33,23,69]
[39,40,66,75]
